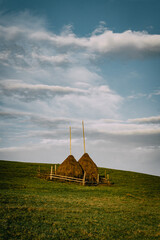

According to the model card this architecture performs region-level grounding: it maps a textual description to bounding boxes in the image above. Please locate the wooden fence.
[38,165,100,186]
[49,165,86,185]
[49,172,86,185]
[49,165,99,186]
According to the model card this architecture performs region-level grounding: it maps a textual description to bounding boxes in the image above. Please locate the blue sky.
[0,0,160,176]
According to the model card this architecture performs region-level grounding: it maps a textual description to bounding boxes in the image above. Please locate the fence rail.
[50,173,86,185]
[48,165,87,185]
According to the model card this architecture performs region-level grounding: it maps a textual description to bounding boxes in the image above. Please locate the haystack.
[78,153,98,182]
[57,155,84,178]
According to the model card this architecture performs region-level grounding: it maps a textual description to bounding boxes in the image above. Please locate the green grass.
[0,160,160,240]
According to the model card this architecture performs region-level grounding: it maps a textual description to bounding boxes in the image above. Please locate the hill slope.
[0,160,160,240]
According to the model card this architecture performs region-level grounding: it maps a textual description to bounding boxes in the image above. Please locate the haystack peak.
[57,155,83,178]
[78,152,98,182]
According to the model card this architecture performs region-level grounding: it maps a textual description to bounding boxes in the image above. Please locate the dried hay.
[78,153,98,183]
[57,155,84,178]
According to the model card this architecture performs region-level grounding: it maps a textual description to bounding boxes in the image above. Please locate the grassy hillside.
[0,160,160,240]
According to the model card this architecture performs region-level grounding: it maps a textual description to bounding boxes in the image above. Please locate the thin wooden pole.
[97,174,99,184]
[83,171,86,186]
[70,126,71,155]
[82,120,86,153]
[105,170,106,180]
[50,166,53,180]
[55,164,57,175]
[107,174,110,181]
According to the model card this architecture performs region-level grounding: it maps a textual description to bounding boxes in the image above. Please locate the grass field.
[0,160,160,240]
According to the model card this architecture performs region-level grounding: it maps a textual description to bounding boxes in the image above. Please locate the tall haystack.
[78,153,98,182]
[57,155,84,178]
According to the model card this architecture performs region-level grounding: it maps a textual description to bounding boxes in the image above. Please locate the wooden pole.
[55,164,57,175]
[97,174,99,184]
[107,174,110,181]
[83,171,86,186]
[82,120,86,153]
[50,166,53,180]
[70,126,71,155]
[105,169,106,180]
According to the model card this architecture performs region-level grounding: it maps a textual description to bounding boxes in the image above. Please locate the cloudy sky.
[0,0,160,176]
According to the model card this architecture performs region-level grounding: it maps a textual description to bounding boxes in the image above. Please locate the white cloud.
[0,79,123,118]
[0,13,160,66]
[32,52,70,65]
[1,110,160,140]
[0,51,9,60]
[29,28,160,58]
[127,90,160,100]
[127,93,147,99]
[148,90,160,98]
[0,80,86,99]
[128,116,160,124]
[136,145,160,152]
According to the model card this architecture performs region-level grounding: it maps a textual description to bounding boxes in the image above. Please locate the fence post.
[83,171,86,186]
[97,174,99,184]
[107,173,110,182]
[55,164,57,175]
[105,169,106,180]
[50,166,53,180]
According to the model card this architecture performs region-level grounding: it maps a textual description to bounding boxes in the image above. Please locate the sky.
[0,0,160,176]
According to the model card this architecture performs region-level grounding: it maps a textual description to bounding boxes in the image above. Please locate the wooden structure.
[101,169,114,185]
[50,167,87,185]
[70,126,71,155]
[82,120,86,153]
[37,123,113,186]
[38,166,112,186]
[48,123,101,186]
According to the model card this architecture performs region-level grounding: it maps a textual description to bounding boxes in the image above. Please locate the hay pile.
[78,153,98,182]
[57,155,84,178]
